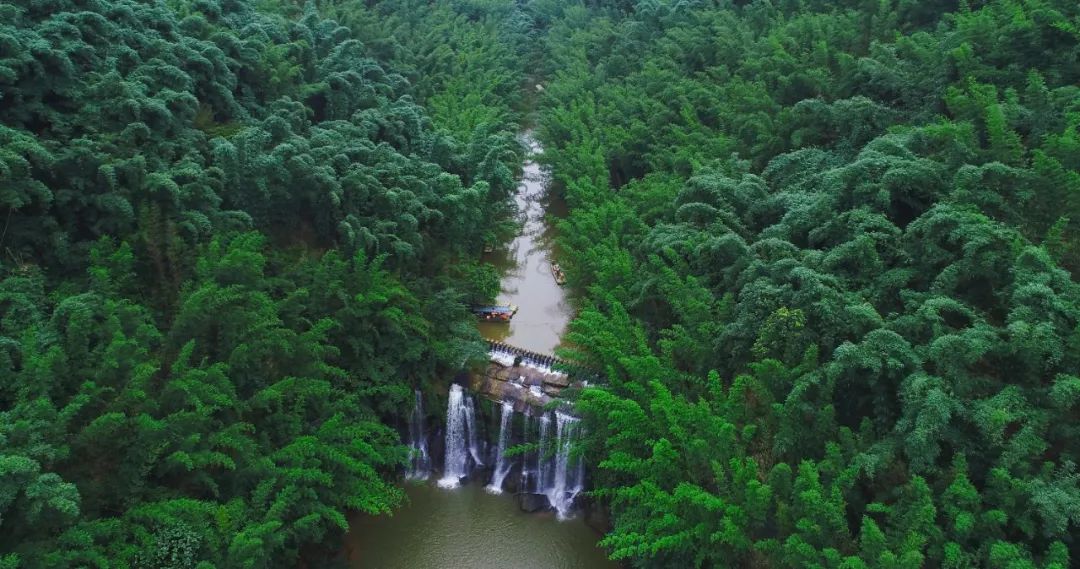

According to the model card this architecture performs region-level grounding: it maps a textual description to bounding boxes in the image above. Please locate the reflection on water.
[345,482,615,569]
[477,133,571,355]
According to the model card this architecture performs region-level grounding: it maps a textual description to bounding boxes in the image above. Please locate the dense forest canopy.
[536,0,1080,567]
[4,0,1080,567]
[0,0,527,566]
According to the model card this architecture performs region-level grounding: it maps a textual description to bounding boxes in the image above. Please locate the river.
[476,133,572,354]
[345,133,616,568]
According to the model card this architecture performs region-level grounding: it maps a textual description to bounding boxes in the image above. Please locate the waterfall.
[486,401,515,494]
[465,393,483,467]
[406,389,430,480]
[545,411,584,519]
[438,384,587,515]
[534,413,551,493]
[521,414,532,491]
[438,385,468,488]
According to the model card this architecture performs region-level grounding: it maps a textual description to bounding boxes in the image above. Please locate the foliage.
[0,0,523,565]
[538,0,1080,566]
[9,0,1080,566]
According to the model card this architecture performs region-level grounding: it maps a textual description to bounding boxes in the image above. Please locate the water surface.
[477,134,571,354]
[346,482,614,569]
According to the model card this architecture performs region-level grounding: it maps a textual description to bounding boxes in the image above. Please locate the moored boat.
[471,304,519,322]
[551,263,566,286]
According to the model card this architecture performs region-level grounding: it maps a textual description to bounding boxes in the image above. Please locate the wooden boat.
[551,263,566,286]
[471,304,519,322]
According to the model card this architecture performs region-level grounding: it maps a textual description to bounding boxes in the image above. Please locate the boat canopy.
[472,305,516,314]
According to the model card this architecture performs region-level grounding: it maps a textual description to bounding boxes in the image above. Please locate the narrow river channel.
[345,133,616,568]
[476,133,573,354]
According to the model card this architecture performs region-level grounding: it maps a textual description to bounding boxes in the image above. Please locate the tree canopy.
[537,0,1080,567]
[6,0,1080,567]
[0,0,527,566]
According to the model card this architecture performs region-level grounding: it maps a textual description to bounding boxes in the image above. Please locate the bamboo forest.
[3,0,1080,567]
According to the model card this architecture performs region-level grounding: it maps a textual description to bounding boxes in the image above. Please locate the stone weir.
[469,341,592,412]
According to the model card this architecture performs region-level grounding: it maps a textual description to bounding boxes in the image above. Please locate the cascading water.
[521,414,532,490]
[534,413,551,493]
[546,411,585,519]
[406,389,430,480]
[438,385,468,488]
[486,401,515,494]
[465,393,484,467]
[439,386,585,516]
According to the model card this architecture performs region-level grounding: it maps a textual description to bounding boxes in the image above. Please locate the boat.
[551,263,566,286]
[471,304,519,322]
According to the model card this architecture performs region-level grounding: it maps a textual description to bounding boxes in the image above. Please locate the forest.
[539,0,1080,567]
[0,0,526,566]
[4,0,1080,568]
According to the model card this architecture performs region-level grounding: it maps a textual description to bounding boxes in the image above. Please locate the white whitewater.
[521,414,532,490]
[546,411,585,519]
[434,374,586,515]
[535,413,551,493]
[406,389,431,480]
[488,346,569,383]
[438,385,468,488]
[486,401,515,494]
[465,393,484,467]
